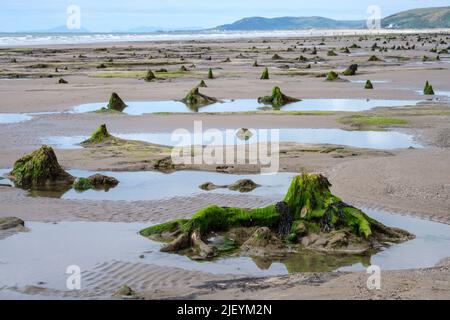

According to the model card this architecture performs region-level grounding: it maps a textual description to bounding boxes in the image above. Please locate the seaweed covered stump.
[141,174,414,260]
[181,87,218,109]
[9,145,75,189]
[257,87,300,108]
[107,92,127,112]
[81,124,112,145]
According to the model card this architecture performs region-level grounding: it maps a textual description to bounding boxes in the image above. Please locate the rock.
[0,217,25,230]
[81,124,112,145]
[74,174,119,192]
[326,71,340,81]
[87,174,119,190]
[228,179,260,193]
[144,69,155,82]
[271,54,283,60]
[106,92,127,112]
[113,285,137,298]
[236,128,253,141]
[197,80,207,88]
[343,64,358,76]
[73,177,94,192]
[365,80,374,89]
[260,67,269,80]
[153,157,176,173]
[200,179,259,193]
[423,81,435,95]
[9,146,75,189]
[368,55,382,62]
[208,68,214,79]
[58,78,68,84]
[257,87,300,108]
[181,87,218,109]
[241,227,286,257]
[199,182,227,191]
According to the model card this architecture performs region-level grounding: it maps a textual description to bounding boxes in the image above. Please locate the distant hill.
[216,6,450,31]
[216,16,365,31]
[382,6,450,28]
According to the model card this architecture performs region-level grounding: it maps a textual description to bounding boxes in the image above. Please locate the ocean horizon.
[1,28,447,46]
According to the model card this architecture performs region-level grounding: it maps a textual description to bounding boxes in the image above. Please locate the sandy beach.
[1,31,450,300]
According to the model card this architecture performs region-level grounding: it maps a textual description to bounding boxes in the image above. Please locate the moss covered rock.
[368,55,381,62]
[199,179,260,193]
[0,217,25,230]
[9,146,74,189]
[423,81,435,95]
[141,174,413,259]
[257,87,300,108]
[73,174,119,192]
[81,124,112,145]
[326,71,340,81]
[365,80,374,89]
[343,64,358,76]
[144,69,156,82]
[208,68,214,79]
[106,92,127,112]
[198,80,207,88]
[228,179,260,193]
[260,67,269,80]
[181,87,218,108]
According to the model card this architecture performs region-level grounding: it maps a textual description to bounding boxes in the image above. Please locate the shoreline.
[1,28,450,48]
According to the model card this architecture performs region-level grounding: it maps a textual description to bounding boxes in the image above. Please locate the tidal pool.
[72,98,421,114]
[0,113,32,124]
[41,128,422,150]
[0,209,449,297]
[0,112,60,124]
[0,169,297,201]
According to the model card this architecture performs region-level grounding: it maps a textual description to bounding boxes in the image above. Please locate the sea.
[0,29,436,47]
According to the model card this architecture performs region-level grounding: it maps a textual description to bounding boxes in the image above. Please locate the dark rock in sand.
[228,179,260,193]
[113,285,138,298]
[0,217,25,230]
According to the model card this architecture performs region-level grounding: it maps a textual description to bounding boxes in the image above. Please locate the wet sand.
[0,32,450,300]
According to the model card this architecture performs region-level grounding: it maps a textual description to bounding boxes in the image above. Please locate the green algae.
[73,177,94,191]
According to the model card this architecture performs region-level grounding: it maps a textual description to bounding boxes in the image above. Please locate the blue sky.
[0,0,448,32]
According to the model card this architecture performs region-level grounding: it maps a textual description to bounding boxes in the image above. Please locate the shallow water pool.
[72,98,421,114]
[41,128,422,150]
[0,169,297,201]
[0,209,449,296]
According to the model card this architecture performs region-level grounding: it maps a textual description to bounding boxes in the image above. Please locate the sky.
[0,0,448,32]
